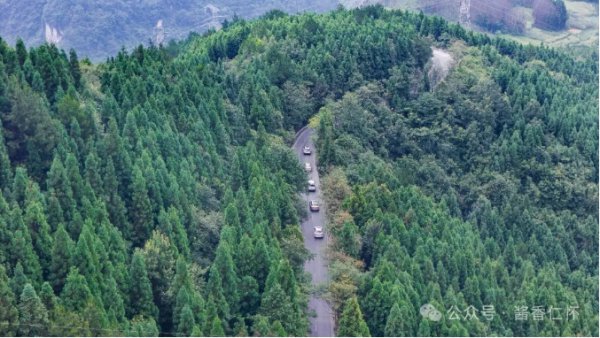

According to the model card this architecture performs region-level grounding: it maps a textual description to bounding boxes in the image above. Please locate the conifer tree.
[18,283,49,336]
[176,305,195,337]
[384,302,404,336]
[39,282,57,312]
[212,241,239,314]
[60,267,92,312]
[10,228,43,285]
[49,223,73,293]
[251,315,271,336]
[24,201,54,278]
[10,262,28,297]
[128,315,160,337]
[209,316,225,337]
[129,165,153,247]
[338,297,371,337]
[47,155,75,221]
[0,264,19,336]
[232,317,248,337]
[205,267,230,324]
[128,250,158,319]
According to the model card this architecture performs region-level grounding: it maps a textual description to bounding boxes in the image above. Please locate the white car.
[304,162,312,172]
[313,226,324,239]
[303,145,311,155]
[308,180,316,192]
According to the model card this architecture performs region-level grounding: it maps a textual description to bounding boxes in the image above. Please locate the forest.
[0,4,598,337]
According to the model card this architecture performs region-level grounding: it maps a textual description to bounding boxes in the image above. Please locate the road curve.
[293,127,335,337]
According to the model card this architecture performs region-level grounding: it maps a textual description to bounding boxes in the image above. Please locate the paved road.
[292,127,335,337]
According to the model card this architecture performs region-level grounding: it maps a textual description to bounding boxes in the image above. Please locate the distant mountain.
[0,0,339,61]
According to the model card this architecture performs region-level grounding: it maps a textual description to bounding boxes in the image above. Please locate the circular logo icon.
[420,303,442,322]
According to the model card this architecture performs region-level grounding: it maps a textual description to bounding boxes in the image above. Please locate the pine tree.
[47,155,75,221]
[18,283,49,336]
[212,241,239,314]
[384,302,404,336]
[238,275,260,316]
[251,315,271,336]
[10,262,28,297]
[0,264,19,336]
[49,223,74,293]
[72,221,101,295]
[0,123,13,193]
[253,236,271,292]
[176,305,195,337]
[129,165,153,247]
[10,227,43,286]
[15,39,27,67]
[232,317,248,336]
[128,250,158,319]
[11,167,28,208]
[60,267,93,312]
[39,282,57,312]
[205,267,230,324]
[142,230,178,330]
[338,297,371,337]
[271,321,287,337]
[259,282,297,335]
[68,49,82,89]
[128,315,159,337]
[209,316,225,337]
[23,200,54,278]
[103,275,126,324]
[65,153,84,205]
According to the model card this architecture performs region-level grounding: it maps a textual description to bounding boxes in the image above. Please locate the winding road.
[293,127,335,337]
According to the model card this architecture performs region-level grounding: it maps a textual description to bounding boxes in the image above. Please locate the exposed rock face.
[427,48,454,90]
[44,23,62,44]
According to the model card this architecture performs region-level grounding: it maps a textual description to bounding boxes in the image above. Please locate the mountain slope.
[0,5,597,337]
[0,0,339,61]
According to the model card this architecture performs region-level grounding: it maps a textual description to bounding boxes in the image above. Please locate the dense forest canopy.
[0,4,597,337]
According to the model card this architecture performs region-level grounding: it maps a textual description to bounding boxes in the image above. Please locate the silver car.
[304,162,312,172]
[313,226,324,239]
[303,145,311,155]
[308,180,316,192]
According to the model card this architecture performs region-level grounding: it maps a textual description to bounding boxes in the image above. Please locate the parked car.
[308,179,316,192]
[304,162,312,172]
[309,200,320,212]
[313,226,324,239]
[303,145,311,155]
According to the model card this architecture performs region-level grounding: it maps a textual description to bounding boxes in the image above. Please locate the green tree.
[128,250,158,319]
[129,166,153,247]
[128,315,159,337]
[68,49,82,89]
[60,267,92,312]
[211,241,239,314]
[0,264,19,336]
[176,305,195,337]
[209,316,225,337]
[18,283,49,336]
[142,230,177,331]
[10,262,28,297]
[384,303,404,336]
[338,297,370,337]
[251,315,271,336]
[23,201,54,278]
[49,223,74,293]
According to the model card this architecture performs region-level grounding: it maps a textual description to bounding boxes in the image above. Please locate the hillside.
[0,0,339,61]
[342,0,598,53]
[0,5,598,337]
